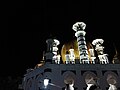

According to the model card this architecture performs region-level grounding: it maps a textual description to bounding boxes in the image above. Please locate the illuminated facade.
[22,22,120,90]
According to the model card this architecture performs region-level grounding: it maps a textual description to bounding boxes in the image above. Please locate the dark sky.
[2,0,120,77]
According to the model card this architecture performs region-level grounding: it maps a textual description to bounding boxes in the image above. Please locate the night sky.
[2,0,120,77]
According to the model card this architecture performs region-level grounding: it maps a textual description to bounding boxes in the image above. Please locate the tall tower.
[52,39,60,64]
[45,39,54,63]
[92,39,109,64]
[45,38,60,64]
[72,22,90,64]
[89,48,96,64]
[69,49,75,64]
[22,21,120,90]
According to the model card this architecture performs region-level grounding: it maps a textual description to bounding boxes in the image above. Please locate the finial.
[92,39,104,46]
[53,39,60,46]
[72,22,86,31]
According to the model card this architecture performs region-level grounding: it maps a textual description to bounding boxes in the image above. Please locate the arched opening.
[83,72,100,90]
[107,74,117,90]
[62,71,76,90]
[35,74,43,90]
[25,78,33,90]
[85,74,96,90]
[64,75,75,90]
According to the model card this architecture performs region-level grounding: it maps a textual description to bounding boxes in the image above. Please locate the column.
[52,39,60,64]
[65,51,70,64]
[89,49,96,64]
[92,39,109,64]
[69,49,75,64]
[45,38,60,64]
[72,22,90,64]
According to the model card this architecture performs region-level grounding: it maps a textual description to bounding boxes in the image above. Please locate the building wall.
[23,63,120,90]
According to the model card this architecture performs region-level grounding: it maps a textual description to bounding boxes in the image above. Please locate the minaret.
[69,48,75,64]
[92,39,109,64]
[89,48,96,64]
[45,39,54,63]
[72,22,90,64]
[52,39,60,64]
[65,51,70,64]
[45,38,60,64]
[88,42,96,64]
[56,54,61,64]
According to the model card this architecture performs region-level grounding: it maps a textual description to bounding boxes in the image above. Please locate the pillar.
[92,39,109,64]
[72,22,90,64]
[89,49,96,64]
[69,49,75,64]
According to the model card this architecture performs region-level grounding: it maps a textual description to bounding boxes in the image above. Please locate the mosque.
[22,22,120,90]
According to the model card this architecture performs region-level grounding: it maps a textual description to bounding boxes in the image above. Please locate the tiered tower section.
[92,39,109,64]
[72,22,90,64]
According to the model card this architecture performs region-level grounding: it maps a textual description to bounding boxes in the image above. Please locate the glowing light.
[69,83,74,90]
[86,84,94,90]
[44,79,49,87]
[108,84,117,90]
[61,39,79,63]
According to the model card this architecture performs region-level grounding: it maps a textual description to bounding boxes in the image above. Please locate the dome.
[61,39,93,63]
[61,39,79,63]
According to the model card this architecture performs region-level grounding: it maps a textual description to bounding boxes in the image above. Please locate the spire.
[45,38,60,64]
[88,42,96,64]
[72,22,86,31]
[72,22,90,64]
[92,39,109,64]
[65,51,70,64]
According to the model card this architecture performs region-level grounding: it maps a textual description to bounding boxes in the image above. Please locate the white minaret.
[92,39,109,64]
[45,38,60,64]
[89,48,96,64]
[72,22,90,64]
[65,51,70,64]
[56,54,61,64]
[52,39,60,64]
[69,49,75,64]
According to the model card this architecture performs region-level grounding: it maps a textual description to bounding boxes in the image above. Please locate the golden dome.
[61,39,79,63]
[61,39,92,63]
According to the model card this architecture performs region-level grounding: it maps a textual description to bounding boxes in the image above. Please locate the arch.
[83,71,97,84]
[104,71,118,85]
[103,71,119,89]
[82,71,98,90]
[42,72,53,89]
[104,71,119,86]
[62,71,76,85]
[25,78,33,90]
[43,72,52,78]
[62,71,76,90]
[34,74,43,90]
